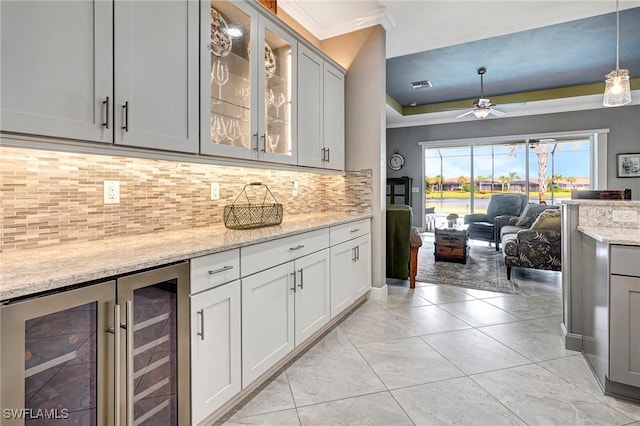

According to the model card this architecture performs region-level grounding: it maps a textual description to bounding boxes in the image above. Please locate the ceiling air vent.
[410,80,432,89]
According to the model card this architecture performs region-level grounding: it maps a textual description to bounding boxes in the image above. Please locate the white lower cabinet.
[190,279,241,425]
[242,249,331,387]
[294,249,331,344]
[330,234,371,318]
[189,220,369,422]
[242,263,296,387]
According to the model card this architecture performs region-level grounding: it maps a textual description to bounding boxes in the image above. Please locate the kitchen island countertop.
[0,212,371,301]
[577,226,640,246]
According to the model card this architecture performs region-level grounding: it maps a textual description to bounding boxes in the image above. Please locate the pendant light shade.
[603,69,631,106]
[603,0,632,107]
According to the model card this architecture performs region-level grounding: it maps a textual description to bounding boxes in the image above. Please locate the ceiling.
[279,0,640,127]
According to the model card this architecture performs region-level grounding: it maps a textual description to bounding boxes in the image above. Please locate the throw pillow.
[531,209,561,231]
[515,204,558,228]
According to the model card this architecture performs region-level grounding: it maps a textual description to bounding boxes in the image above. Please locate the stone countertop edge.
[562,200,640,207]
[0,213,372,301]
[577,226,640,246]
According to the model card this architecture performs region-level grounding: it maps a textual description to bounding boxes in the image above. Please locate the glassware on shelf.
[267,133,280,153]
[211,115,226,143]
[211,59,230,103]
[225,118,240,146]
[274,92,285,119]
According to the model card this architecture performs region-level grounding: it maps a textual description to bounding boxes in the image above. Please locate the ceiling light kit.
[603,0,632,107]
[456,67,506,119]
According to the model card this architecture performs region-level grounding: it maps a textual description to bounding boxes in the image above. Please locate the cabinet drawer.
[190,249,240,294]
[330,219,370,246]
[611,245,640,277]
[242,229,329,277]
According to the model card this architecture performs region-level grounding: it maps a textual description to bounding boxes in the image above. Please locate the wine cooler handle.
[125,300,134,426]
[113,304,121,426]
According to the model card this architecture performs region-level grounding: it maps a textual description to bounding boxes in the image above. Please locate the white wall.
[325,26,387,288]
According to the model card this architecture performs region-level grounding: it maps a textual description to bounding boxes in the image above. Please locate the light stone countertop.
[577,226,640,246]
[562,200,640,207]
[0,212,372,301]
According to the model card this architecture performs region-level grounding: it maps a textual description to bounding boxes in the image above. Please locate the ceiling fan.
[456,67,506,119]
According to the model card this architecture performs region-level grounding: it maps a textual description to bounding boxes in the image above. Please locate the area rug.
[416,234,519,294]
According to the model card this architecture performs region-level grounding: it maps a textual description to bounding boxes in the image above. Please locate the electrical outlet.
[104,180,120,204]
[292,181,299,197]
[210,182,220,201]
[612,209,638,222]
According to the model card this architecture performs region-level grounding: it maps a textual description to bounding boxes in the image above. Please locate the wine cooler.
[0,262,190,425]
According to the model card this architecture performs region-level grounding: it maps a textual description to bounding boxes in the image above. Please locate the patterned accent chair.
[502,209,562,280]
[464,193,529,251]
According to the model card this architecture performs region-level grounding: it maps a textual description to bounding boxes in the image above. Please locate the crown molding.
[279,1,394,40]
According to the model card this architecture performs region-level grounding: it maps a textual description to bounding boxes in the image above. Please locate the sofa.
[501,206,562,280]
[464,193,529,251]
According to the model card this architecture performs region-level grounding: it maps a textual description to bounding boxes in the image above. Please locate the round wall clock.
[388,153,405,170]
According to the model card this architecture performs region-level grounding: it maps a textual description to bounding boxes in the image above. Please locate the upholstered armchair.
[502,208,562,280]
[464,193,529,251]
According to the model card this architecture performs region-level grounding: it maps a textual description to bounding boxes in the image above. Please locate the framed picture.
[617,153,640,177]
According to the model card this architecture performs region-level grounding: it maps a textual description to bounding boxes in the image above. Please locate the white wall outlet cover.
[412,187,419,193]
[292,181,299,190]
[612,210,638,222]
[210,182,220,201]
[103,180,120,204]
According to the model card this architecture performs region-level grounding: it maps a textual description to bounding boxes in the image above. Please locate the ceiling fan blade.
[489,108,506,117]
[456,110,475,118]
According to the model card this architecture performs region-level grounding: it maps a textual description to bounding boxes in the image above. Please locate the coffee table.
[434,225,469,264]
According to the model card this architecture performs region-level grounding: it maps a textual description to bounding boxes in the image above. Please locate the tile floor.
[224,269,640,425]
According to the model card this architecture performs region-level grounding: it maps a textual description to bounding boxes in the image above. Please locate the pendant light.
[603,0,632,107]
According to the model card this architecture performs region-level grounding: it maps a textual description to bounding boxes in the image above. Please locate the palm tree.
[475,175,485,191]
[566,176,577,189]
[498,175,508,191]
[533,143,549,203]
[433,175,443,192]
[457,176,466,190]
[506,171,519,192]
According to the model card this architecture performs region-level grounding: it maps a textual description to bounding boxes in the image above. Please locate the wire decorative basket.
[223,182,283,230]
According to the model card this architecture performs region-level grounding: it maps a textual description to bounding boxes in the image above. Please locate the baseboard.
[562,322,583,351]
[369,284,388,300]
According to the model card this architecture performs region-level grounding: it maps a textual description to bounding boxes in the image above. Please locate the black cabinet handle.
[122,101,129,132]
[102,96,110,129]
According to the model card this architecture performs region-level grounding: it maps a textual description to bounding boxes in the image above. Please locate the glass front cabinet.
[202,0,297,164]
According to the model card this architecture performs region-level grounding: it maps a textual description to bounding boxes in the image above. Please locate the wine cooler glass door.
[0,281,115,425]
[116,262,190,426]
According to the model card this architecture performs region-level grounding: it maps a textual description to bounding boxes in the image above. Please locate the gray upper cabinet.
[0,0,113,143]
[1,0,198,154]
[297,45,324,168]
[202,0,297,165]
[297,45,345,170]
[114,0,199,153]
[323,63,345,170]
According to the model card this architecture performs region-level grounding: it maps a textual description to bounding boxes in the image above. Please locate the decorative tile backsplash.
[0,147,371,251]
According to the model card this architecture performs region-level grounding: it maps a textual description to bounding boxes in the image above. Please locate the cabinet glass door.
[202,0,257,159]
[260,22,296,164]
